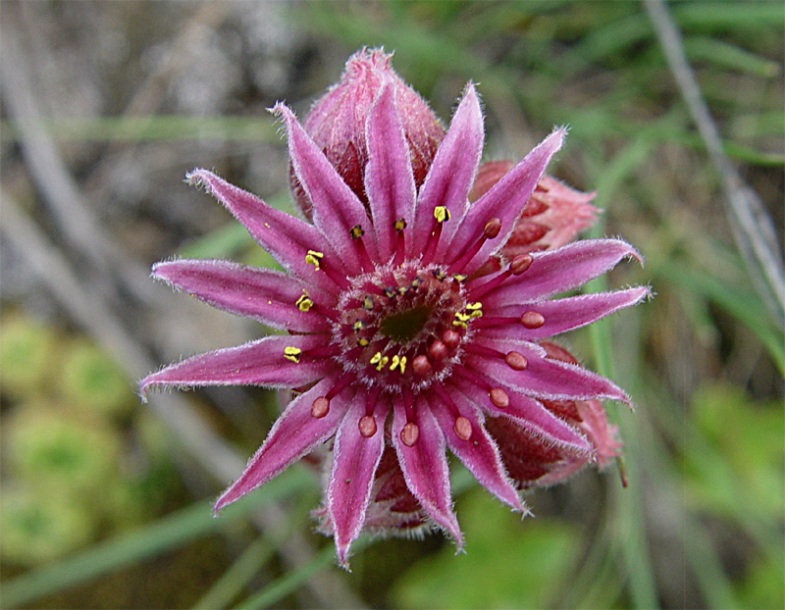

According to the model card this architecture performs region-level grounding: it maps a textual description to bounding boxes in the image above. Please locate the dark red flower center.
[333,261,481,393]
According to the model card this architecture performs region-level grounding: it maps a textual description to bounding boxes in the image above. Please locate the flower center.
[379,305,431,343]
[333,261,481,393]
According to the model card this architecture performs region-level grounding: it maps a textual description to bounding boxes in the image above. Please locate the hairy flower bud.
[470,161,599,256]
[291,48,445,218]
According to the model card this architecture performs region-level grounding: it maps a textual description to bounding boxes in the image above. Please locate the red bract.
[141,51,647,568]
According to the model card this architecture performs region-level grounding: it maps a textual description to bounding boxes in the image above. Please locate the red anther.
[510,254,533,275]
[311,396,330,418]
[483,218,502,239]
[401,422,420,446]
[412,354,432,376]
[442,328,461,349]
[489,387,510,408]
[454,416,472,441]
[359,415,377,438]
[539,341,579,365]
[429,339,448,361]
[520,311,545,329]
[504,351,528,370]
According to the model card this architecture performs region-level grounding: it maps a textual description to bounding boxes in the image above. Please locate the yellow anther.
[305,250,324,270]
[375,356,389,371]
[295,293,314,312]
[283,346,302,363]
[452,319,468,329]
[362,296,374,310]
[389,355,401,371]
[433,206,451,223]
[397,285,408,296]
[357,337,370,347]
[350,225,365,239]
[466,302,483,311]
[453,274,467,283]
[433,268,446,281]
[470,309,483,319]
[370,352,382,365]
[352,320,364,332]
[399,355,407,374]
[394,218,407,232]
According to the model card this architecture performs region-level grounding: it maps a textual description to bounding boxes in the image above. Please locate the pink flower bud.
[470,160,600,255]
[292,48,445,218]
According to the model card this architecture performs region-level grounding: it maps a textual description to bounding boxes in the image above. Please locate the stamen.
[401,422,420,446]
[483,218,502,239]
[311,396,330,418]
[359,415,377,438]
[352,320,364,332]
[510,254,534,275]
[504,351,529,370]
[393,219,407,266]
[454,416,472,441]
[357,337,370,347]
[295,293,314,312]
[283,346,302,363]
[412,354,432,376]
[389,354,401,372]
[521,311,546,329]
[432,268,447,281]
[304,249,324,270]
[489,387,510,408]
[452,274,467,283]
[350,225,365,239]
[433,206,451,223]
[362,296,374,310]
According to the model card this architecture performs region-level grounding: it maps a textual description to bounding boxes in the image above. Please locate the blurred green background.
[1,1,782,608]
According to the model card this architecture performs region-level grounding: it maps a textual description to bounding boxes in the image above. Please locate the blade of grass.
[0,116,279,143]
[0,467,314,609]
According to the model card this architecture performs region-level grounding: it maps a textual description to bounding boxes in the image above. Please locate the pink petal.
[450,372,591,454]
[410,84,484,260]
[327,398,386,568]
[214,378,351,511]
[275,103,379,268]
[468,339,631,405]
[392,396,462,546]
[431,387,525,512]
[483,287,651,340]
[187,169,344,294]
[485,238,642,306]
[446,128,565,275]
[152,259,333,333]
[139,335,333,398]
[364,84,417,261]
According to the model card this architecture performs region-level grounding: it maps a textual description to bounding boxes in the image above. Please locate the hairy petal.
[447,128,565,275]
[469,339,631,405]
[187,169,344,293]
[411,84,484,260]
[275,103,378,267]
[486,238,642,306]
[484,287,651,340]
[327,398,386,568]
[431,387,524,512]
[392,396,462,545]
[152,259,333,333]
[365,84,417,261]
[139,335,332,397]
[214,379,350,512]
